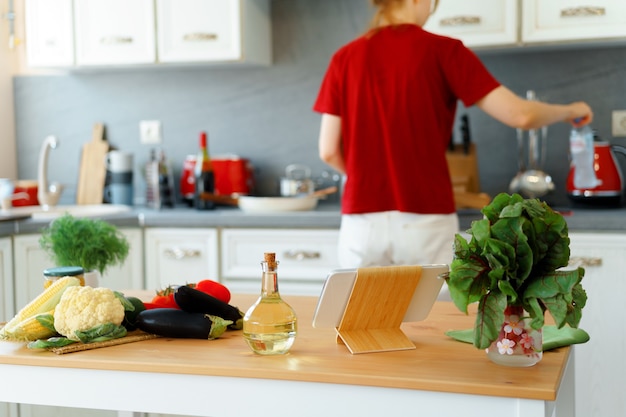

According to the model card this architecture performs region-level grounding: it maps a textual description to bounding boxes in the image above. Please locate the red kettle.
[567,141,626,206]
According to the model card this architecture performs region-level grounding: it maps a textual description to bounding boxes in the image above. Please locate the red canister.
[12,180,39,207]
[180,155,254,203]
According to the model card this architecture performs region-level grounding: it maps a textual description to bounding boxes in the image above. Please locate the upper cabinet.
[424,0,626,49]
[24,0,75,67]
[156,0,270,65]
[74,0,156,66]
[24,0,271,69]
[522,0,626,44]
[424,0,517,48]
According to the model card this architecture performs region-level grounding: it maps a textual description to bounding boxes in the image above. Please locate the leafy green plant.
[447,193,587,349]
[39,214,130,275]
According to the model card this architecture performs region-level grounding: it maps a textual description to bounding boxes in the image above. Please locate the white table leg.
[555,348,576,417]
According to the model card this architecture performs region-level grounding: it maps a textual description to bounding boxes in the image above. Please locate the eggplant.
[136,309,232,339]
[174,285,244,330]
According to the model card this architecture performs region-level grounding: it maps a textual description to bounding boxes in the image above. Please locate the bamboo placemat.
[1,323,159,355]
[50,331,160,355]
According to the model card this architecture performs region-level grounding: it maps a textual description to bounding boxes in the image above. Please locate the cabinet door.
[522,0,626,43]
[424,0,518,48]
[157,0,241,62]
[144,228,219,290]
[568,232,626,417]
[74,0,156,66]
[156,0,270,64]
[24,0,74,67]
[13,228,144,311]
[221,228,339,295]
[0,237,13,323]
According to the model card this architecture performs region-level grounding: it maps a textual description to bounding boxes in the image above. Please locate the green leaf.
[474,291,507,349]
[74,323,127,344]
[523,269,580,299]
[523,268,584,328]
[114,291,135,312]
[567,283,587,328]
[468,219,491,246]
[448,257,490,313]
[36,313,56,332]
[27,336,76,349]
[523,297,546,329]
[498,280,518,302]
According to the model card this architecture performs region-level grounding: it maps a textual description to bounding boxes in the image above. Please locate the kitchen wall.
[12,0,626,208]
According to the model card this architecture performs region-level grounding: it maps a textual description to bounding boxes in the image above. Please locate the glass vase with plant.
[446,193,587,366]
[39,214,130,285]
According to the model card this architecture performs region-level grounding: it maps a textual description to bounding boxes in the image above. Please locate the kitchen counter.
[0,294,574,417]
[2,202,626,236]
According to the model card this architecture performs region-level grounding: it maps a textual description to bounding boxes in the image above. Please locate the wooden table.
[0,294,574,417]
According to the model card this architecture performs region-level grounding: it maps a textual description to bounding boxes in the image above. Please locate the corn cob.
[0,276,80,341]
[2,310,56,341]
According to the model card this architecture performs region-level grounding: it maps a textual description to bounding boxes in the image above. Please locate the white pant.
[337,211,459,268]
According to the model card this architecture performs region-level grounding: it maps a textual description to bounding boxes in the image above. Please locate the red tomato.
[194,280,231,303]
[150,292,180,309]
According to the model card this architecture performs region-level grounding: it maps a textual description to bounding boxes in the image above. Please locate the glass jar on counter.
[43,266,85,289]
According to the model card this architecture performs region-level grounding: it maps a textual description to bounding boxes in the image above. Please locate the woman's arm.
[318,113,347,174]
[476,85,593,130]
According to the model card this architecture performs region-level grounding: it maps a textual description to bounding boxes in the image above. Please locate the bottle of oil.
[194,131,215,210]
[243,253,297,355]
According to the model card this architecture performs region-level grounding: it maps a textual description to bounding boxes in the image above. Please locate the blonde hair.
[369,0,439,28]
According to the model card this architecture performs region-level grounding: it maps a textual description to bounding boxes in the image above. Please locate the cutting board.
[76,123,109,205]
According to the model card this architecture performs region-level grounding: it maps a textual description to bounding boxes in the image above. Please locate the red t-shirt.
[313,25,500,214]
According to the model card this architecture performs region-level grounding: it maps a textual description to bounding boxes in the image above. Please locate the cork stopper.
[264,252,277,269]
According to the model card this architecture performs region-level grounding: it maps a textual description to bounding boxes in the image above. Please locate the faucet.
[37,135,64,209]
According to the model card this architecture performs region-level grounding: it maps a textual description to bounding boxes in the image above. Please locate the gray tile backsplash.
[13,0,626,208]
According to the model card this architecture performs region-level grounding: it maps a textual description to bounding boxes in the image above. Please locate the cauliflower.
[54,286,125,341]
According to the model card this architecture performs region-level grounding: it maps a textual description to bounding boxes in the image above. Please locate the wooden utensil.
[76,123,109,205]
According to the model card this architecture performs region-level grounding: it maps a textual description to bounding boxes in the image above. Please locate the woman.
[313,0,593,269]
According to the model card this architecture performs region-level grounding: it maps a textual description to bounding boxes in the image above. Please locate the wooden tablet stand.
[335,265,422,354]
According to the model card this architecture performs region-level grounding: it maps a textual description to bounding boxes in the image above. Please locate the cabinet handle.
[183,32,218,42]
[100,36,134,45]
[282,250,321,261]
[164,247,201,260]
[440,16,481,27]
[568,256,603,267]
[561,6,606,17]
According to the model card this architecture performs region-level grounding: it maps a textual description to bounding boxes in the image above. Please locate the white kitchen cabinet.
[568,232,626,417]
[522,0,626,44]
[12,228,144,313]
[74,0,156,66]
[156,0,270,65]
[221,228,339,296]
[144,228,219,291]
[424,0,518,48]
[0,237,13,323]
[425,0,626,49]
[24,0,75,68]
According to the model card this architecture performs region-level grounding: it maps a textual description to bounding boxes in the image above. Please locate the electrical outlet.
[612,110,626,137]
[139,120,162,144]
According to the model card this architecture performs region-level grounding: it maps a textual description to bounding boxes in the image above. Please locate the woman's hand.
[567,102,593,127]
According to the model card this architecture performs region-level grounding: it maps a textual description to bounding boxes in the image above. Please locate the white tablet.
[311,264,448,328]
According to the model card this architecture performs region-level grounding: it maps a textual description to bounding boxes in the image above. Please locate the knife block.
[335,266,422,354]
[446,143,480,193]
